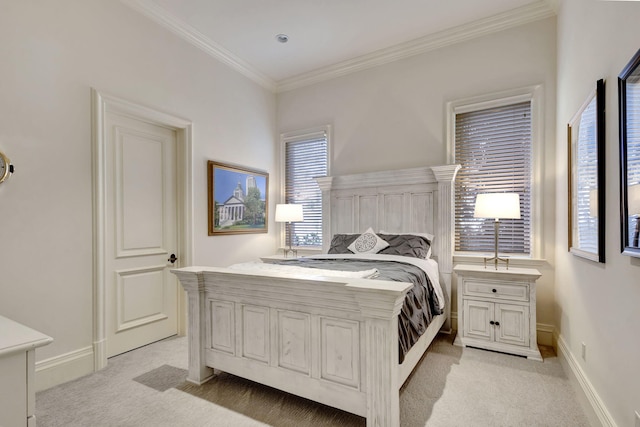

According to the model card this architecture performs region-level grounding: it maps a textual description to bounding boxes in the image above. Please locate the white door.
[105,111,179,357]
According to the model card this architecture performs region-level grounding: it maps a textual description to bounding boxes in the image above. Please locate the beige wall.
[555,0,640,425]
[0,0,277,378]
[278,18,558,331]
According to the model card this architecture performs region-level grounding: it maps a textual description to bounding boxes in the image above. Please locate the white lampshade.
[474,193,521,220]
[629,184,640,215]
[275,204,304,222]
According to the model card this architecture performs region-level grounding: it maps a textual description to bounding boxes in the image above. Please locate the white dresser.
[0,315,53,427]
[453,264,542,361]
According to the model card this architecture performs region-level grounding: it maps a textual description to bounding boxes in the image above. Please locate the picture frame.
[567,79,605,263]
[207,161,269,235]
[618,48,640,257]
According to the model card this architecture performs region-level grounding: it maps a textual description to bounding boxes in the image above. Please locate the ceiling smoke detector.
[275,34,289,43]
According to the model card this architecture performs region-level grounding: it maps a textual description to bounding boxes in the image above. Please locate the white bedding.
[229,261,379,279]
[230,253,445,310]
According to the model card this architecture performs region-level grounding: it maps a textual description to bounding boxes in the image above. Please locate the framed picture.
[208,161,268,235]
[618,48,640,257]
[567,79,605,263]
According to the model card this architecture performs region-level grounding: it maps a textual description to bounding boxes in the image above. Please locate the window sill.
[453,254,548,268]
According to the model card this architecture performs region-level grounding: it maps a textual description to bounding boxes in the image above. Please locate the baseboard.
[555,331,617,427]
[35,346,94,392]
[536,322,554,347]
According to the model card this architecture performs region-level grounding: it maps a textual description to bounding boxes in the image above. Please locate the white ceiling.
[122,0,556,91]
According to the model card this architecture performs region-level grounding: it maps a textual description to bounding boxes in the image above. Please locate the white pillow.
[348,227,390,254]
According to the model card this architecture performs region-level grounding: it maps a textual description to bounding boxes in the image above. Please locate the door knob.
[168,253,178,264]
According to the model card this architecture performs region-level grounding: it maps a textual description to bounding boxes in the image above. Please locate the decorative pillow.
[378,233,432,259]
[347,228,390,254]
[379,230,434,243]
[328,234,360,254]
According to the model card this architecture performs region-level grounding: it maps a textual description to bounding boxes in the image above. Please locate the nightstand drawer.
[462,279,529,302]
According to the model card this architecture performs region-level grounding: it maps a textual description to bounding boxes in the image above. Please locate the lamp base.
[483,255,510,270]
[282,247,298,258]
[283,221,298,258]
[483,218,510,270]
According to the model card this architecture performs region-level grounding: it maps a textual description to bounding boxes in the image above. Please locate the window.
[281,126,330,248]
[450,88,540,257]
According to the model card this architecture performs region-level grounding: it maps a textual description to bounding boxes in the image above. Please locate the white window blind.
[283,130,328,248]
[454,101,532,255]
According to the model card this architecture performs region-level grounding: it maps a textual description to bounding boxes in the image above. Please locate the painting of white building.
[208,161,268,235]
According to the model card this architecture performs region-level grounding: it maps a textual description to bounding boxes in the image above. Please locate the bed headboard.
[315,165,460,332]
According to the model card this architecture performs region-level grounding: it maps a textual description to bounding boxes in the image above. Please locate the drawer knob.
[495,321,500,326]
[490,320,495,325]
[492,288,497,293]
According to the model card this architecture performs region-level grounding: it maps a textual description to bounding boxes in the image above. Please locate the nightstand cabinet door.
[495,303,529,347]
[464,300,493,341]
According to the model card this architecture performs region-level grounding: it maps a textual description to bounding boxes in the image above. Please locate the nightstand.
[453,264,542,361]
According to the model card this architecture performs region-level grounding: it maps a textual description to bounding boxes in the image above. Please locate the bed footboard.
[172,266,412,427]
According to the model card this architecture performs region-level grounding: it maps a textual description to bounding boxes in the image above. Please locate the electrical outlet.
[581,342,587,361]
[634,411,639,427]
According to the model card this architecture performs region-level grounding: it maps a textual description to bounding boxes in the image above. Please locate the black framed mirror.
[619,48,640,257]
[568,79,605,263]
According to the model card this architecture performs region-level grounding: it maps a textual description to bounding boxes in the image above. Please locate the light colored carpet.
[36,334,593,427]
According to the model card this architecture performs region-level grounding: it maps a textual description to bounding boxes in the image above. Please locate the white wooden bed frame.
[172,165,459,427]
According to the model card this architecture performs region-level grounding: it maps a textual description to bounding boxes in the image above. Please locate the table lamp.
[275,204,304,257]
[474,193,521,270]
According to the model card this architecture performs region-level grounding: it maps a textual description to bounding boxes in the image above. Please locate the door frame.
[91,88,193,370]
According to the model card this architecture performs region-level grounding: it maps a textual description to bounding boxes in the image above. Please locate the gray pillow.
[378,233,431,259]
[328,234,359,254]
[328,232,431,259]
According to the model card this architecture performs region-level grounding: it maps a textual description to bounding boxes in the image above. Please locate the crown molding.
[277,0,555,93]
[121,0,554,94]
[120,0,277,92]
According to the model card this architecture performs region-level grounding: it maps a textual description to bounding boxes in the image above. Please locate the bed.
[171,164,459,427]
